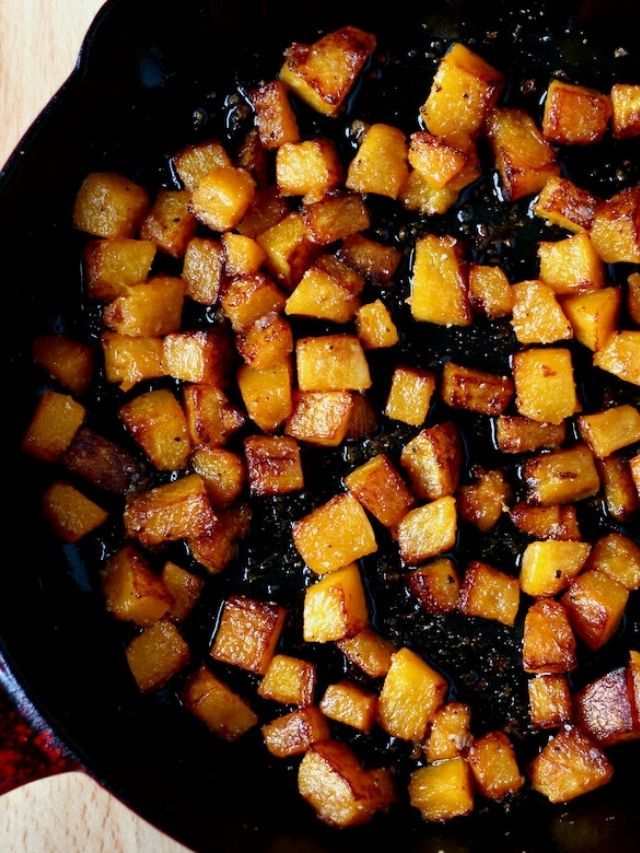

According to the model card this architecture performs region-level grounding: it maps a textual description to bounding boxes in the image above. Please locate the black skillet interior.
[1,0,639,850]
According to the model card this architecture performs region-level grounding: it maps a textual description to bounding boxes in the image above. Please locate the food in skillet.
[22,25,640,827]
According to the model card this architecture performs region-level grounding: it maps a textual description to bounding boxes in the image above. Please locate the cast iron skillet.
[0,0,639,850]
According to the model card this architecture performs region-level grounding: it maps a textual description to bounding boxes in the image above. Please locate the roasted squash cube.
[244,435,303,496]
[251,80,300,150]
[183,665,257,741]
[337,628,394,679]
[221,274,286,331]
[286,390,353,447]
[495,416,566,454]
[235,129,268,187]
[236,312,293,370]
[520,540,591,597]
[523,599,577,674]
[191,447,245,508]
[611,83,640,139]
[534,177,598,233]
[103,545,173,626]
[258,654,316,706]
[458,561,519,627]
[43,482,107,543]
[425,703,472,762]
[542,80,611,145]
[73,172,148,238]
[593,331,640,386]
[256,213,317,287]
[511,280,572,344]
[285,257,362,323]
[345,453,414,527]
[562,570,629,650]
[513,348,579,424]
[400,422,462,501]
[303,563,369,642]
[102,333,164,392]
[161,561,204,623]
[221,233,265,278]
[124,474,216,547]
[529,727,613,803]
[263,707,329,758]
[578,404,640,459]
[400,170,459,216]
[22,391,85,462]
[575,668,638,746]
[590,187,640,263]
[189,502,251,575]
[421,43,503,139]
[597,455,639,521]
[298,741,392,828]
[276,139,342,203]
[538,232,604,296]
[237,188,289,239]
[468,732,524,801]
[126,621,189,692]
[84,238,156,301]
[237,360,292,432]
[385,366,436,426]
[182,237,224,305]
[528,674,572,729]
[487,108,559,200]
[32,335,94,395]
[303,194,370,246]
[211,595,286,675]
[409,759,474,822]
[458,468,511,533]
[280,26,376,117]
[296,335,371,392]
[103,276,184,337]
[590,533,640,591]
[294,493,377,575]
[468,264,513,319]
[346,124,409,199]
[140,189,196,258]
[119,389,190,471]
[191,167,256,232]
[62,427,144,495]
[408,132,471,189]
[441,362,513,415]
[338,235,401,283]
[408,558,461,615]
[184,384,245,447]
[510,503,581,541]
[409,235,470,326]
[563,287,621,352]
[524,445,600,505]
[355,300,399,349]
[397,497,457,566]
[379,647,447,741]
[320,681,377,732]
[173,140,232,191]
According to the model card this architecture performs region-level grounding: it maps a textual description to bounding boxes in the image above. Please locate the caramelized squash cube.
[597,455,639,521]
[244,435,303,496]
[510,503,581,541]
[338,234,401,283]
[337,628,394,679]
[191,447,245,508]
[182,237,224,305]
[593,331,640,385]
[280,26,376,117]
[33,335,94,395]
[211,595,285,675]
[140,189,196,258]
[191,167,256,232]
[237,188,289,239]
[590,187,640,263]
[441,362,513,416]
[458,468,511,533]
[524,445,599,506]
[529,727,613,803]
[188,502,251,575]
[263,707,329,758]
[183,665,257,741]
[251,80,300,150]
[320,681,377,732]
[589,533,640,591]
[495,416,566,454]
[511,280,572,344]
[285,257,362,323]
[236,128,269,187]
[611,83,640,139]
[421,43,503,139]
[173,140,232,191]
[379,647,447,741]
[534,177,598,233]
[400,170,459,216]
[346,124,409,199]
[575,668,637,746]
[73,172,148,238]
[276,139,342,203]
[458,561,519,627]
[222,232,265,277]
[468,264,513,319]
[286,391,353,447]
[542,80,611,145]
[119,389,190,471]
[303,194,370,246]
[43,482,107,543]
[345,453,414,527]
[385,366,436,426]
[294,493,377,575]
[236,312,293,370]
[425,702,472,762]
[562,570,629,650]
[528,674,572,729]
[84,238,156,301]
[538,232,604,295]
[520,540,591,597]
[237,361,292,432]
[409,759,474,822]
[355,300,399,349]
[409,235,470,326]
[578,404,640,458]
[22,391,85,462]
[468,732,524,801]
[258,654,316,706]
[62,427,144,495]
[103,276,184,337]
[256,213,317,287]
[296,335,371,392]
[562,287,621,352]
[523,600,577,674]
[298,741,393,828]
[487,108,559,200]
[124,474,216,547]
[102,545,173,626]
[408,558,461,615]
[102,333,164,392]
[408,132,470,189]
[303,563,369,642]
[397,497,458,566]
[126,621,189,692]
[513,347,579,424]
[161,561,204,623]
[184,384,245,447]
[400,422,462,501]
[221,273,286,331]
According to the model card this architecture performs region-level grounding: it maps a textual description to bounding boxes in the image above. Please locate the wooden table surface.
[0,3,188,850]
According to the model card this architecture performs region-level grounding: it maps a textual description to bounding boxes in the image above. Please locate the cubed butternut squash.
[408,132,471,189]
[262,707,330,758]
[575,668,638,746]
[320,681,377,732]
[562,287,621,352]
[236,312,293,370]
[441,362,513,415]
[173,140,231,190]
[458,468,511,533]
[84,238,156,301]
[538,232,604,295]
[337,628,394,679]
[191,167,256,232]
[236,127,269,185]
[211,595,286,674]
[495,415,566,454]
[22,391,85,462]
[542,80,611,145]
[256,213,317,287]
[593,331,640,386]
[161,561,204,623]
[303,563,369,642]
[524,444,600,505]
[509,503,581,541]
[385,366,436,426]
[529,727,613,803]
[221,273,286,331]
[102,545,173,626]
[222,232,265,277]
[73,172,148,238]
[276,139,342,203]
[345,453,414,527]
[400,422,462,501]
[237,188,289,239]
[511,280,572,344]
[400,170,459,216]
[102,333,164,391]
[251,80,300,150]
[519,540,591,597]
[425,702,472,762]
[409,759,474,822]
[103,276,184,337]
[397,497,458,565]
[140,189,196,258]
[628,272,640,325]
[589,533,640,591]
[338,235,401,283]
[119,389,190,471]
[379,647,447,741]
[183,385,244,447]
[528,674,572,729]
[188,502,251,575]
[125,621,189,692]
[578,404,640,458]
[562,570,629,650]
[468,732,524,801]
[534,177,598,233]
[458,561,520,627]
[244,435,303,496]
[303,194,370,246]
[43,481,107,543]
[183,665,257,741]
[258,654,316,706]
[611,83,640,139]
[597,455,639,521]
[590,187,640,264]
[296,335,371,392]
[513,347,579,424]
[407,558,460,615]
[182,237,224,305]
[631,453,640,497]
[286,390,353,447]
[32,335,94,395]
[237,360,293,432]
[346,124,409,199]
[285,256,362,323]
[355,300,399,349]
[409,235,471,326]
[523,599,577,674]
[468,264,513,319]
